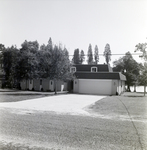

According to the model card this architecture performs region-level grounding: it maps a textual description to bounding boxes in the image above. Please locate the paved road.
[0,93,147,150]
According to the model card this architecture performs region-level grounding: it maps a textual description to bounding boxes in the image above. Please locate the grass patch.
[0,142,54,150]
[0,93,51,103]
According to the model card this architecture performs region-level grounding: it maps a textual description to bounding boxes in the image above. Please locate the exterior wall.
[64,82,67,91]
[20,80,26,90]
[42,79,49,91]
[73,79,79,93]
[20,79,67,92]
[113,80,125,95]
[120,80,125,94]
[74,79,113,95]
[57,80,65,91]
[20,79,33,90]
[33,79,40,91]
[28,79,33,90]
[42,79,54,92]
[49,80,54,91]
[122,81,125,92]
[111,80,118,95]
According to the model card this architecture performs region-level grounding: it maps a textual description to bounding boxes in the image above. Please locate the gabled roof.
[75,72,126,81]
[73,64,112,72]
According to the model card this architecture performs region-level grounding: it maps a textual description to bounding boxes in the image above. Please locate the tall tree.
[2,46,19,88]
[135,42,147,61]
[94,45,99,64]
[104,43,111,64]
[138,63,147,96]
[79,50,85,64]
[18,40,39,81]
[113,52,140,92]
[0,44,5,69]
[87,44,93,64]
[49,45,71,94]
[36,49,51,78]
[0,44,5,52]
[135,40,147,95]
[40,44,47,51]
[72,48,80,64]
[47,37,53,52]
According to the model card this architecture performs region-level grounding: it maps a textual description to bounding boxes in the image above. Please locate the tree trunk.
[144,85,146,96]
[54,79,57,95]
[134,84,136,92]
[127,85,131,92]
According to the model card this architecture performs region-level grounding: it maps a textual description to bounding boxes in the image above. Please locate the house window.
[30,80,32,84]
[40,79,42,85]
[50,81,52,85]
[70,67,76,73]
[91,67,97,72]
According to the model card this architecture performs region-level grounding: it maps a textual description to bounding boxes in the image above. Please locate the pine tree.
[72,48,80,64]
[103,43,111,64]
[47,37,53,51]
[79,50,85,64]
[94,45,99,64]
[87,44,93,64]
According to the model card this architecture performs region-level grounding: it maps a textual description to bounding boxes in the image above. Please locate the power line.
[68,53,142,56]
[0,53,143,57]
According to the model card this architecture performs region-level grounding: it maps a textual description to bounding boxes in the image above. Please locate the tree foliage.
[113,52,140,92]
[1,38,71,92]
[87,44,93,64]
[2,46,19,88]
[104,43,111,64]
[94,45,99,64]
[72,49,80,64]
[135,40,147,95]
[18,40,39,80]
[0,44,5,68]
[135,42,147,61]
[79,50,85,64]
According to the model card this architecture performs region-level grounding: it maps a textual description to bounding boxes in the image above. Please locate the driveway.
[0,94,105,115]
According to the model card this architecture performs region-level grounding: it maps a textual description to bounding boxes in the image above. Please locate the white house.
[71,64,126,95]
[20,78,67,92]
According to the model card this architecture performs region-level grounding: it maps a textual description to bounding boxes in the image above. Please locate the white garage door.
[79,79,112,95]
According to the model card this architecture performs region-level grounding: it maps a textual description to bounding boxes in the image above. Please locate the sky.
[1,0,147,65]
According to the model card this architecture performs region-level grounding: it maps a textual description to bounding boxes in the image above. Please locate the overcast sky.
[1,0,147,65]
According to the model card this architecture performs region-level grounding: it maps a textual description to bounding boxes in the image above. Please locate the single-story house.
[71,64,126,95]
[20,78,68,92]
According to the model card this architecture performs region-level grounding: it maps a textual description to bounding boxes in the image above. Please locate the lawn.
[0,91,52,102]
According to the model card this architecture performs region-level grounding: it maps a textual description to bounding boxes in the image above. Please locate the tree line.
[0,39,112,89]
[0,38,71,90]
[72,43,111,64]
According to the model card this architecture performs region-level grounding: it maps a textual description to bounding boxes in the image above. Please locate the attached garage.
[73,72,126,95]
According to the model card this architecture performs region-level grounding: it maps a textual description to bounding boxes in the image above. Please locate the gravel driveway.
[0,94,105,115]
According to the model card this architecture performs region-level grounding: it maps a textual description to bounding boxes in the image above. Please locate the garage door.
[79,79,112,95]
